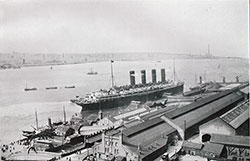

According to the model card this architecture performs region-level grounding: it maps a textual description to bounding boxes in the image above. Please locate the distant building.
[200,117,236,138]
[182,141,227,160]
[209,134,250,161]
[182,141,203,156]
[200,142,226,159]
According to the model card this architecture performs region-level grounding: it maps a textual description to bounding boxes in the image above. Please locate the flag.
[111,60,114,63]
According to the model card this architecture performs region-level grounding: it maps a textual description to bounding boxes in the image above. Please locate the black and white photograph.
[0,0,249,160]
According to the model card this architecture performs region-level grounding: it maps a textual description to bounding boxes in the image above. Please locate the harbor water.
[0,58,248,144]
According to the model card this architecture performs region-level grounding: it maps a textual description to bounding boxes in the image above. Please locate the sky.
[0,0,249,58]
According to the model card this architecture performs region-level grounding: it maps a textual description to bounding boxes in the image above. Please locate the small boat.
[87,68,98,75]
[25,87,38,91]
[65,86,75,89]
[24,84,37,91]
[46,87,58,90]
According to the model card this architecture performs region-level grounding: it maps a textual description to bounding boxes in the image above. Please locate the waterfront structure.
[88,88,245,160]
[170,89,244,139]
[3,81,248,161]
[96,104,159,129]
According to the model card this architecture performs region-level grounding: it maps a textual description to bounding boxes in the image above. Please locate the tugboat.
[71,60,184,111]
[87,68,98,75]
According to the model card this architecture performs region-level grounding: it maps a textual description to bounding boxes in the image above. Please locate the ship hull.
[75,83,184,111]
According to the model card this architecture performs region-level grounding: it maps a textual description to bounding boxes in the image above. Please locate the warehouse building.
[240,86,249,100]
[89,89,244,160]
[207,134,250,161]
[200,100,249,139]
[172,90,244,139]
[92,117,180,161]
[182,141,227,160]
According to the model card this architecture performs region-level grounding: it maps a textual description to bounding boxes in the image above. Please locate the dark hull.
[24,88,37,91]
[76,83,184,111]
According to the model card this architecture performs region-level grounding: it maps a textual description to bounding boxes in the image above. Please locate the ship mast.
[35,110,38,130]
[173,58,176,82]
[63,106,66,123]
[110,60,115,88]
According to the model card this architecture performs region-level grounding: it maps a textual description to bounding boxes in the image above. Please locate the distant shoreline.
[0,53,246,69]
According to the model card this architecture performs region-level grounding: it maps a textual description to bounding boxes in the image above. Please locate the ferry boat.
[71,60,184,111]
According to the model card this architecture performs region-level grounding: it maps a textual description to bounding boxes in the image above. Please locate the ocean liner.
[71,61,184,111]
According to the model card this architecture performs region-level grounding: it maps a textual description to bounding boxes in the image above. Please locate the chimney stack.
[152,69,157,83]
[161,69,166,82]
[129,71,136,86]
[141,70,146,84]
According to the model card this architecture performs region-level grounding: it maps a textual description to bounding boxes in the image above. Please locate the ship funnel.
[48,117,52,128]
[161,69,166,82]
[199,76,202,84]
[129,71,136,86]
[222,76,226,83]
[235,76,240,83]
[152,69,157,83]
[141,70,146,84]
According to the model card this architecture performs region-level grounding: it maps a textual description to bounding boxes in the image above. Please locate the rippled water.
[0,58,248,143]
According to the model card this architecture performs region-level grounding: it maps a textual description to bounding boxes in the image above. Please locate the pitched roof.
[127,122,175,147]
[123,137,168,159]
[210,133,250,147]
[182,141,203,150]
[123,117,163,137]
[240,86,249,95]
[173,92,243,130]
[166,90,232,119]
[220,101,249,129]
[201,143,224,155]
[199,117,233,130]
[119,90,236,138]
